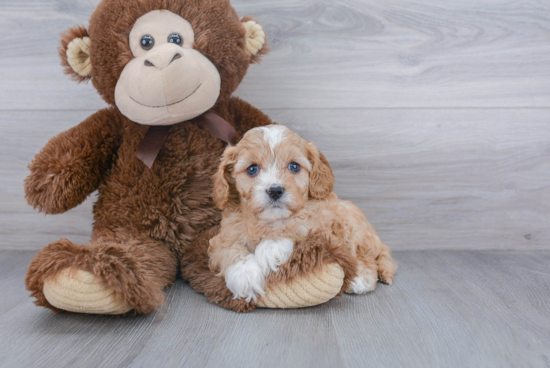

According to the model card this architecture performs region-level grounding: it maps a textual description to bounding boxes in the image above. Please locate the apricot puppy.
[209,125,397,302]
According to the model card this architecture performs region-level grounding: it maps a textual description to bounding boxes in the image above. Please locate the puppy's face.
[214,125,334,221]
[233,126,311,221]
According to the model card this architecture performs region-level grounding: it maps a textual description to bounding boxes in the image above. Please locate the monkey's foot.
[43,268,131,314]
[257,263,345,308]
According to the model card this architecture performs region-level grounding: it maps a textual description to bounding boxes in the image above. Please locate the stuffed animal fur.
[24,0,355,314]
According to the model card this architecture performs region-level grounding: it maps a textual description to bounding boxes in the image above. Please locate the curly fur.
[207,126,395,302]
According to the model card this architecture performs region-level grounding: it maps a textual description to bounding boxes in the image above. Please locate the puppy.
[208,125,397,302]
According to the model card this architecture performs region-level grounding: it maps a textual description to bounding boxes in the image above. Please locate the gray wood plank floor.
[0,250,548,368]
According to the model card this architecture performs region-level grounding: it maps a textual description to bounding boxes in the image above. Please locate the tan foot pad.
[43,268,131,314]
[257,263,345,309]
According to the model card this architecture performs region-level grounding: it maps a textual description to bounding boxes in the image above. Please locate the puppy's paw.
[255,238,294,276]
[346,274,377,294]
[225,254,265,302]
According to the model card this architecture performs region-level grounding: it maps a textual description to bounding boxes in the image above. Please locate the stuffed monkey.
[25,0,355,314]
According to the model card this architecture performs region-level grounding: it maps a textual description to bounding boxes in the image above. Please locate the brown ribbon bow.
[135,112,238,168]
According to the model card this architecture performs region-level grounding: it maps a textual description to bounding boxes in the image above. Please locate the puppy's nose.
[267,186,285,201]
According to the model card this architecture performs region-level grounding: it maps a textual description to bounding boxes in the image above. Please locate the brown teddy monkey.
[25,0,355,314]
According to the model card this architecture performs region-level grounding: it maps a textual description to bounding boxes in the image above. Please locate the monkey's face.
[59,0,267,126]
[115,10,221,126]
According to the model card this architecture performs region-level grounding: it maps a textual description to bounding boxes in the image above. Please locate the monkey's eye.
[247,164,259,177]
[140,35,155,50]
[288,162,300,173]
[168,33,183,46]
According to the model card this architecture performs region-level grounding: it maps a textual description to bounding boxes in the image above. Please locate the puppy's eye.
[247,164,259,177]
[168,33,183,46]
[141,35,155,50]
[288,162,300,173]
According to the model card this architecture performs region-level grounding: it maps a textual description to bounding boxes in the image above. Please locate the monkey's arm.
[25,107,124,214]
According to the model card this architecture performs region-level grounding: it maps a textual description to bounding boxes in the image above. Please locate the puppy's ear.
[59,26,92,82]
[213,146,238,209]
[307,143,334,200]
[241,16,268,64]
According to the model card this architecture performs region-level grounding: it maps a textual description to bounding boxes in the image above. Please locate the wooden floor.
[1,0,549,367]
[0,250,549,368]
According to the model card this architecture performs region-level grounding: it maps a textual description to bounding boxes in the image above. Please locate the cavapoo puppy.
[208,125,397,302]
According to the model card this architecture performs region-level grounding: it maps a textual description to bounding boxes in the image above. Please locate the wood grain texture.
[2,109,548,251]
[0,250,549,368]
[278,108,550,251]
[2,1,549,365]
[329,250,550,368]
[1,0,550,110]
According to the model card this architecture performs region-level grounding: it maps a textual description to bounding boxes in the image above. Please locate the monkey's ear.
[241,17,268,64]
[59,26,92,82]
